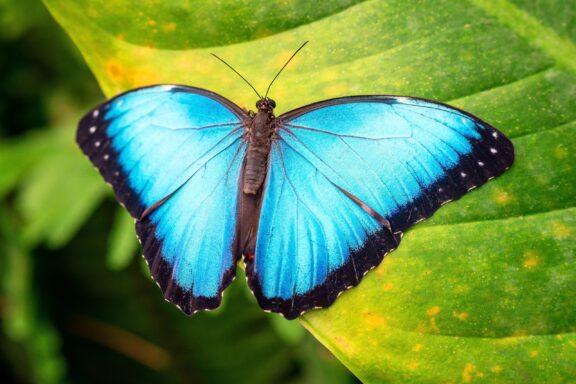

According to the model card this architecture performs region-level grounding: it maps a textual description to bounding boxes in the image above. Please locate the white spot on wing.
[492,132,498,138]
[93,110,99,118]
[94,141,101,147]
[103,154,109,160]
[478,161,484,166]
[490,148,498,154]
[460,172,467,178]
[89,126,97,134]
[392,96,411,103]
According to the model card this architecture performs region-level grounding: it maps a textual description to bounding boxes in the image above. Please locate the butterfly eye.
[256,99,276,110]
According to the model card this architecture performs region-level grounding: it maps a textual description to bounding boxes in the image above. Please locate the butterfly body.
[78,84,514,319]
[243,98,277,194]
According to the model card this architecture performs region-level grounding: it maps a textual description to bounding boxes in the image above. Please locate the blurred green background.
[0,1,359,383]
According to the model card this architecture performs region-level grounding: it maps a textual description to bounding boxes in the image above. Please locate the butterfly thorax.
[243,99,276,195]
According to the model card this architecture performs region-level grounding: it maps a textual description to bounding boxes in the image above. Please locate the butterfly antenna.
[211,53,262,99]
[264,41,309,99]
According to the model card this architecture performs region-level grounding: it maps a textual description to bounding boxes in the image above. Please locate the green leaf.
[0,131,54,199]
[0,0,47,40]
[44,0,575,382]
[0,128,109,248]
[0,212,66,384]
[106,207,139,270]
[15,127,109,248]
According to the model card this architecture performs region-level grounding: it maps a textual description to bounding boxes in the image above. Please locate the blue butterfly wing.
[247,96,514,318]
[77,85,248,314]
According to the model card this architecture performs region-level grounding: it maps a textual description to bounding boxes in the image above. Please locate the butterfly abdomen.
[244,147,269,194]
[243,108,275,194]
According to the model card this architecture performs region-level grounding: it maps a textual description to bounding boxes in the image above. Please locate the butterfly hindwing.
[78,85,248,314]
[247,96,514,318]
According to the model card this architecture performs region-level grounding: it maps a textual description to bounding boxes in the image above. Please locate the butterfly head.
[256,98,276,113]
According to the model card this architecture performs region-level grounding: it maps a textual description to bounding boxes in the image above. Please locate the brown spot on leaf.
[462,363,475,383]
[523,251,539,269]
[554,144,568,159]
[552,222,572,239]
[162,22,177,32]
[407,361,419,370]
[362,312,387,327]
[106,61,124,82]
[453,311,469,321]
[426,306,441,317]
[495,190,513,205]
[333,335,356,356]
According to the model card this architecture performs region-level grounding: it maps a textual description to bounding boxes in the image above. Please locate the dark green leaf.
[106,207,138,270]
[15,128,108,248]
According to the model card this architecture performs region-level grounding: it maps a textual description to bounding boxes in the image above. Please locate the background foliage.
[1,0,575,383]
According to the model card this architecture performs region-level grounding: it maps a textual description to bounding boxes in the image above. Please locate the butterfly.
[77,43,514,319]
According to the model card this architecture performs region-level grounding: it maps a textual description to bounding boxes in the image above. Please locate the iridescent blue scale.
[78,85,513,319]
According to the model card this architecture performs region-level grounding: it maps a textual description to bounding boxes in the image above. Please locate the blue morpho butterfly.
[77,42,514,319]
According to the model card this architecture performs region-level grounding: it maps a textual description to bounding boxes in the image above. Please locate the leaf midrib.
[301,315,576,341]
[423,205,575,230]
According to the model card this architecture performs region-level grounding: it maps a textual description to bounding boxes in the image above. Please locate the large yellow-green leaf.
[44,0,575,382]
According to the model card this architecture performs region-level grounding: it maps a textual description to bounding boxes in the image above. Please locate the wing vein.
[283,123,406,140]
